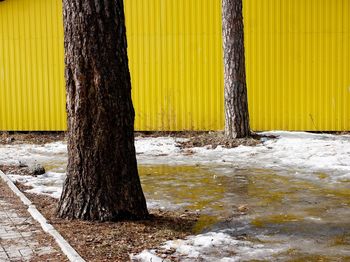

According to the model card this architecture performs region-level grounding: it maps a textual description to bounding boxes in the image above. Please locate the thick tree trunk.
[57,0,148,221]
[222,0,250,138]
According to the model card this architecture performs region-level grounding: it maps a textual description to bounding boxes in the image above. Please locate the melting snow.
[1,132,350,178]
[131,231,287,262]
[1,131,350,261]
[1,131,350,197]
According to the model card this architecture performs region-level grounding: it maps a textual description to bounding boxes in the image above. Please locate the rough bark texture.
[222,0,251,138]
[57,0,148,221]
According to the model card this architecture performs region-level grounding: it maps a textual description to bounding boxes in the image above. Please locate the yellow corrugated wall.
[0,0,66,130]
[0,0,349,131]
[126,0,223,130]
[245,0,350,130]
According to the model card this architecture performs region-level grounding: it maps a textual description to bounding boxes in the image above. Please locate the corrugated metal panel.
[244,0,350,130]
[1,0,349,131]
[0,0,223,131]
[0,0,66,131]
[126,0,224,130]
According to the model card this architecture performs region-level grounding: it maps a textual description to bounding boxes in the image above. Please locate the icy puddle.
[137,165,350,261]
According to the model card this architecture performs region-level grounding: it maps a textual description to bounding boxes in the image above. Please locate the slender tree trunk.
[222,0,250,138]
[57,0,148,221]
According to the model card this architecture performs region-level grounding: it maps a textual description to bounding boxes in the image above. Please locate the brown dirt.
[1,165,199,262]
[0,132,66,145]
[1,131,348,147]
[32,194,198,262]
[308,131,350,135]
[0,164,33,176]
[134,131,209,138]
[0,131,268,151]
[338,132,350,135]
[0,131,207,145]
[176,131,268,149]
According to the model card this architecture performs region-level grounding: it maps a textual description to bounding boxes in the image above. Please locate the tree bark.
[57,0,148,221]
[222,0,251,138]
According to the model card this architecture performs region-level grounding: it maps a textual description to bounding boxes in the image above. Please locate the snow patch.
[131,250,163,262]
[8,172,64,199]
[1,131,350,199]
[132,232,287,262]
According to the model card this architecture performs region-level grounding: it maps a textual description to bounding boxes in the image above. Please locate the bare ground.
[1,130,348,147]
[1,165,199,262]
[176,131,264,149]
[0,132,66,145]
[0,131,265,150]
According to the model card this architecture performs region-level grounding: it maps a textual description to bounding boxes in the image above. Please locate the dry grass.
[176,131,265,149]
[0,132,66,145]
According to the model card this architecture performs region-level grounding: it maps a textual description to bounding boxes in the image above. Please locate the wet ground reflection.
[139,165,350,260]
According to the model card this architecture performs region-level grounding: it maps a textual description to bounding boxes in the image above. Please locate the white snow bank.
[135,132,350,182]
[260,131,350,174]
[190,131,350,177]
[134,132,350,181]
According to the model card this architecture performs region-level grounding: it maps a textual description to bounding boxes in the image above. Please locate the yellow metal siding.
[0,0,349,131]
[0,0,66,131]
[245,0,350,130]
[126,0,224,130]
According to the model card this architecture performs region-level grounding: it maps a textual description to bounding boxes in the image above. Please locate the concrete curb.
[0,170,85,262]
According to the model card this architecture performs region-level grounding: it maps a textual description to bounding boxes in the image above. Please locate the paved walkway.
[0,180,66,262]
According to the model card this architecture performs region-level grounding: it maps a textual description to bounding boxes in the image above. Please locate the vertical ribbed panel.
[125,0,224,130]
[0,0,65,131]
[244,0,350,131]
[1,0,349,131]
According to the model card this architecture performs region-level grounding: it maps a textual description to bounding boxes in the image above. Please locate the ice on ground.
[1,131,349,182]
[1,131,349,261]
[0,132,350,199]
[132,224,350,262]
[131,231,287,262]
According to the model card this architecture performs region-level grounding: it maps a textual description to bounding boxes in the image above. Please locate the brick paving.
[0,180,67,262]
